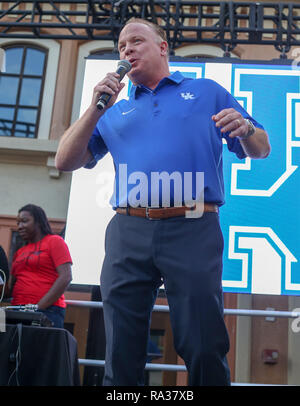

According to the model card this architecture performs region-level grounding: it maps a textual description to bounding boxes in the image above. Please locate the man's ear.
[160,40,169,56]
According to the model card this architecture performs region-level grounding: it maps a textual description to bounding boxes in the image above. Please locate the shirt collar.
[130,71,185,98]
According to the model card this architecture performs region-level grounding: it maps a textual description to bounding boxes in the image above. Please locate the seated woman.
[9,204,72,328]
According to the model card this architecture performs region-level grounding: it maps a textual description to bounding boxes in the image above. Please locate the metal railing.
[65,299,300,373]
[66,299,300,318]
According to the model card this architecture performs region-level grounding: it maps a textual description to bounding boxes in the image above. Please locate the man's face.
[118,22,167,85]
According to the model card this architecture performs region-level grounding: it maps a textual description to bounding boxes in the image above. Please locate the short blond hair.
[123,18,167,43]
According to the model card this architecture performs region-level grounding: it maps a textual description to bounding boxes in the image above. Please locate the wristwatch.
[238,119,256,140]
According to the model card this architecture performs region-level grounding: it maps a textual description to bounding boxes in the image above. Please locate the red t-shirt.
[11,234,72,308]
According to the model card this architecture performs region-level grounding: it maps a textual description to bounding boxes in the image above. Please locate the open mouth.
[129,59,138,67]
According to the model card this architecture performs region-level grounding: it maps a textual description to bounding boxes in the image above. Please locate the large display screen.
[65,56,300,295]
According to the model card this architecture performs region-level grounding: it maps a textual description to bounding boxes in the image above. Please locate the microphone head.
[118,59,132,73]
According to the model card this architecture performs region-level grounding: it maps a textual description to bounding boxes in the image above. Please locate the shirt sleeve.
[84,125,108,169]
[216,82,265,159]
[48,235,73,268]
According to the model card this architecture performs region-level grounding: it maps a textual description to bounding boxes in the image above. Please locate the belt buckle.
[145,207,159,220]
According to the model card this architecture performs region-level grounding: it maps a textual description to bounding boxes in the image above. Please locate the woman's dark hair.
[18,204,53,236]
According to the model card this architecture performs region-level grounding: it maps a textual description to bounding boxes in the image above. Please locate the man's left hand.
[212,108,248,138]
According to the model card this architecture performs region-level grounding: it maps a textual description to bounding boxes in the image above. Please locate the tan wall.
[0,162,72,219]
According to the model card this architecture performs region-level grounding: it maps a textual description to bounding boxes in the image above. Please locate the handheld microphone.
[96,59,132,110]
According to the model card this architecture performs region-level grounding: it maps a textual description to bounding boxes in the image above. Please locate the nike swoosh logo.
[122,108,136,115]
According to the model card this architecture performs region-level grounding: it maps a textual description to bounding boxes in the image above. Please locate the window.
[175,44,241,59]
[0,44,47,138]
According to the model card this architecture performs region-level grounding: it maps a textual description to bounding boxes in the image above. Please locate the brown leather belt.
[116,203,218,220]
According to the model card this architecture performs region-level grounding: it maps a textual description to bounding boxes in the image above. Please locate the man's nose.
[124,44,133,56]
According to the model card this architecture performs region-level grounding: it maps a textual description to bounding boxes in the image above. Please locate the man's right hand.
[92,72,125,110]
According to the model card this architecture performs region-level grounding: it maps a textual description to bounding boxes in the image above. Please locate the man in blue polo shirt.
[55,18,270,386]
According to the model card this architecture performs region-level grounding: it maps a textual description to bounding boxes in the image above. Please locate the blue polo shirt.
[86,71,264,207]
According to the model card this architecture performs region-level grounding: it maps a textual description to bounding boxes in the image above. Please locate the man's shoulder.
[179,77,228,100]
[182,76,223,89]
[174,76,225,98]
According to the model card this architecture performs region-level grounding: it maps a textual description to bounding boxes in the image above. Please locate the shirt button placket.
[153,93,159,116]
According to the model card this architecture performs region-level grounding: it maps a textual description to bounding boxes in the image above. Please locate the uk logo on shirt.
[180,92,195,100]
